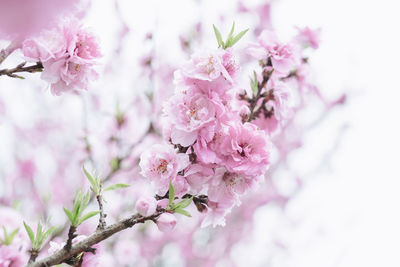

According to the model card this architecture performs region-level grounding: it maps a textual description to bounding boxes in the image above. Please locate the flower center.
[157,159,168,174]
[205,56,215,75]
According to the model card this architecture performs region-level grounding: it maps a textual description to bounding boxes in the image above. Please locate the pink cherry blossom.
[207,167,257,205]
[139,144,189,194]
[156,213,177,232]
[182,49,233,83]
[0,245,28,267]
[295,26,321,49]
[163,91,218,147]
[248,30,297,76]
[22,19,101,95]
[136,196,157,217]
[218,122,270,177]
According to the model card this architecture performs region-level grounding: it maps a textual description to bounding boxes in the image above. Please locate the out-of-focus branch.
[0,62,43,79]
[0,41,20,66]
[27,210,165,267]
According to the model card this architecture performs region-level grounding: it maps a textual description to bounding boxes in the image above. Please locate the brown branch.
[64,226,77,252]
[0,62,43,79]
[27,210,165,267]
[28,249,39,264]
[247,67,274,122]
[96,194,106,230]
[0,41,20,66]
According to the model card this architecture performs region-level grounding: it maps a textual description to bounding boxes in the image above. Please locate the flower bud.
[135,196,156,217]
[156,213,177,232]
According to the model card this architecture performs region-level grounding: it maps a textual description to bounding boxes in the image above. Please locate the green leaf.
[41,226,55,245]
[110,157,120,172]
[168,180,175,209]
[63,208,75,225]
[7,228,19,245]
[23,221,35,245]
[1,226,19,245]
[103,183,130,192]
[34,220,43,249]
[213,24,224,48]
[230,28,249,47]
[224,22,236,48]
[82,191,91,211]
[78,211,100,225]
[251,71,259,97]
[73,190,83,222]
[175,196,193,209]
[1,226,7,244]
[174,209,192,217]
[83,166,96,189]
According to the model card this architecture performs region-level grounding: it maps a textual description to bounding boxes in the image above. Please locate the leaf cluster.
[23,220,55,251]
[250,70,259,97]
[84,165,130,196]
[167,181,194,217]
[213,22,249,49]
[63,190,99,227]
[0,226,19,246]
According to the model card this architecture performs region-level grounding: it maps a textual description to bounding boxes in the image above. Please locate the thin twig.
[0,62,43,79]
[0,41,20,66]
[96,194,106,231]
[64,226,77,252]
[28,249,39,264]
[27,210,165,267]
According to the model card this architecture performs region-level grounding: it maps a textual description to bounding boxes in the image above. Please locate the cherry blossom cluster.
[21,20,101,95]
[139,25,321,227]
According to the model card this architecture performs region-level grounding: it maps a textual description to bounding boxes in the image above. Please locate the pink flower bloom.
[184,164,214,193]
[136,196,157,217]
[182,49,234,83]
[163,92,218,147]
[201,199,233,228]
[0,245,28,267]
[248,30,296,76]
[22,19,101,95]
[113,239,140,266]
[157,199,169,210]
[295,27,321,49]
[218,122,270,177]
[139,144,189,194]
[207,167,256,204]
[222,48,240,81]
[156,213,177,232]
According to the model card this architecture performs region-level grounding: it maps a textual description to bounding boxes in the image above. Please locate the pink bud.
[157,198,169,209]
[156,213,177,232]
[135,196,156,217]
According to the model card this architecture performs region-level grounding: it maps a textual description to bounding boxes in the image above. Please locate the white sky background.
[86,0,400,266]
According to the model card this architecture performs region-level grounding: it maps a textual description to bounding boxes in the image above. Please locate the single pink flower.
[156,213,177,232]
[139,144,189,194]
[136,196,157,217]
[207,167,256,204]
[218,122,270,177]
[22,19,101,95]
[247,30,296,76]
[163,92,217,147]
[295,27,321,49]
[182,49,233,83]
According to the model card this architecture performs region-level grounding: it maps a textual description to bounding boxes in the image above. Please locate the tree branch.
[0,62,43,79]
[27,210,165,267]
[0,41,20,66]
[96,194,106,230]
